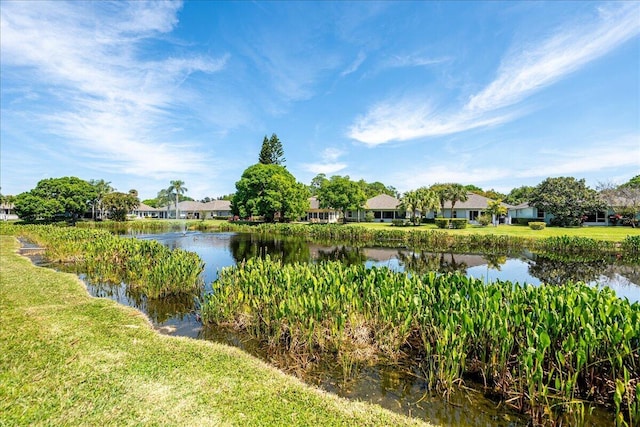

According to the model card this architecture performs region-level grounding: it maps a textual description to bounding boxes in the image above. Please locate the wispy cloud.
[301,147,347,175]
[0,1,228,178]
[349,3,640,145]
[383,54,451,69]
[341,51,367,76]
[392,133,640,191]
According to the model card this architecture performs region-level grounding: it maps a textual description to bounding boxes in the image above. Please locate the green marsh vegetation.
[0,235,424,427]
[1,223,204,298]
[200,257,640,426]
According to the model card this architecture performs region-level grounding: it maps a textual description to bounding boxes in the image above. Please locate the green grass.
[0,236,428,427]
[347,222,640,241]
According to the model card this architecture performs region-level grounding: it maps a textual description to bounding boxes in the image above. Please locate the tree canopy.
[14,176,96,222]
[400,187,438,225]
[102,192,139,221]
[504,185,535,206]
[232,164,308,222]
[258,133,286,166]
[316,175,367,223]
[430,183,468,217]
[530,177,606,227]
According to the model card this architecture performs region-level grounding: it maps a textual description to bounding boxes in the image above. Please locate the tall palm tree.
[168,180,188,219]
[430,183,450,217]
[445,184,468,218]
[89,179,113,220]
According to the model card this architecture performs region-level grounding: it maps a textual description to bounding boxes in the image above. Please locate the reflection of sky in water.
[467,259,542,286]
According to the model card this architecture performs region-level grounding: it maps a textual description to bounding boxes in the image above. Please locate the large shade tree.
[530,177,606,227]
[102,191,139,221]
[316,175,367,224]
[232,164,309,222]
[14,176,96,223]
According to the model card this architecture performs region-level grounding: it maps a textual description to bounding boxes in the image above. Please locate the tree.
[316,175,367,224]
[486,199,508,226]
[505,185,535,205]
[430,183,451,217]
[530,177,606,227]
[258,133,286,165]
[88,179,113,220]
[232,164,309,222]
[14,177,96,223]
[400,187,438,225]
[102,192,139,221]
[167,180,188,219]
[446,184,469,218]
[309,174,328,196]
[358,179,398,198]
[598,178,640,227]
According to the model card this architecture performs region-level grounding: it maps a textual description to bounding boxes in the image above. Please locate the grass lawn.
[347,222,640,241]
[0,235,428,427]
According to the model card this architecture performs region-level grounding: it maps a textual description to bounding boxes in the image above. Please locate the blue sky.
[1,1,638,200]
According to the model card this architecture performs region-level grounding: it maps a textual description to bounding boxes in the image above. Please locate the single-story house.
[509,202,639,226]
[0,203,18,221]
[131,202,162,219]
[435,193,512,224]
[346,194,406,223]
[306,197,340,223]
[158,200,233,220]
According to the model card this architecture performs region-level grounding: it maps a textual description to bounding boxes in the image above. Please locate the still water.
[38,231,639,426]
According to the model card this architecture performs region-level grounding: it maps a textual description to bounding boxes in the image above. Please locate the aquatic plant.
[201,257,640,425]
[4,224,204,298]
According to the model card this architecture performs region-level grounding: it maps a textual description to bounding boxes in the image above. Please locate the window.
[536,209,545,219]
[374,211,382,219]
[383,211,395,219]
[585,211,606,223]
[469,210,480,221]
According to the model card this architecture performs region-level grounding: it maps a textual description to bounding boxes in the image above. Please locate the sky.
[1,1,639,201]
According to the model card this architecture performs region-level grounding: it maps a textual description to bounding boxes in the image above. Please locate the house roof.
[202,200,232,211]
[366,194,401,210]
[135,202,158,212]
[442,193,512,210]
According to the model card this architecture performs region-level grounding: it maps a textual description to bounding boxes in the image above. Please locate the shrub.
[477,214,492,227]
[513,218,538,226]
[450,218,468,229]
[364,212,375,223]
[529,222,546,230]
[435,218,450,229]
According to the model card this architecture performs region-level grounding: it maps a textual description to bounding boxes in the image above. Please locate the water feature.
[24,231,637,426]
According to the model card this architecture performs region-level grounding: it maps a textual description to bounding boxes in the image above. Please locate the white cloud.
[0,1,228,178]
[383,54,451,69]
[341,51,367,76]
[301,147,348,175]
[349,3,640,145]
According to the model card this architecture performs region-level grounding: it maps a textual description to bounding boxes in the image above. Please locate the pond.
[30,230,638,426]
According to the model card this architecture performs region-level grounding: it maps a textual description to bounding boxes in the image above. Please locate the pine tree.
[258,133,286,165]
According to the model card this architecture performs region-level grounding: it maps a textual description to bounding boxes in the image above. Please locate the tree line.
[4,132,639,226]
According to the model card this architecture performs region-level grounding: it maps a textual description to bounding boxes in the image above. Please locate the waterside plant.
[201,257,640,426]
[1,223,204,298]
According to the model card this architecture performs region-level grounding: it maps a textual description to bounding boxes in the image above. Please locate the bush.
[513,218,538,226]
[450,218,468,229]
[477,214,492,227]
[364,212,375,223]
[529,222,546,230]
[435,218,450,229]
[391,219,404,227]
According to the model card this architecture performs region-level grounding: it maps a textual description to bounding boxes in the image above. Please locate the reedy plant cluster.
[201,257,639,425]
[2,224,204,298]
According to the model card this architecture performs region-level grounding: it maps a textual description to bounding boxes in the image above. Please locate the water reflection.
[24,231,635,427]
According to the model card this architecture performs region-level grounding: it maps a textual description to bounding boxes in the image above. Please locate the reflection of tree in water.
[483,254,507,270]
[230,233,311,265]
[397,251,468,276]
[316,246,367,265]
[86,278,196,323]
[528,255,607,285]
